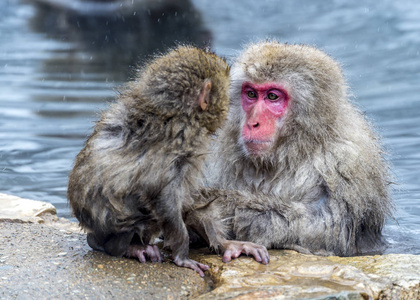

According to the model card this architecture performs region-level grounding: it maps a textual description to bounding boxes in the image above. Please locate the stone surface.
[0,193,80,232]
[0,222,209,299]
[194,250,420,299]
[1,193,420,299]
[0,193,56,223]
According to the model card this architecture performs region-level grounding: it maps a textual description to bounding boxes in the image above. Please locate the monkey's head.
[229,41,348,158]
[135,46,231,134]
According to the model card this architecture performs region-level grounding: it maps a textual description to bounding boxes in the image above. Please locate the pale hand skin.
[173,256,209,277]
[125,244,209,277]
[125,244,162,263]
[222,240,270,265]
[125,241,269,277]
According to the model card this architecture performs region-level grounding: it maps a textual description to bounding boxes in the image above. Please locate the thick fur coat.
[68,46,230,257]
[200,41,393,256]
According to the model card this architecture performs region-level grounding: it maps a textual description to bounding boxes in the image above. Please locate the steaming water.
[1,0,419,254]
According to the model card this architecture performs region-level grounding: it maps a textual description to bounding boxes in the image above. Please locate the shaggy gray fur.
[198,41,393,256]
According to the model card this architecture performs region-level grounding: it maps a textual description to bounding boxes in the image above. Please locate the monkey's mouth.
[243,139,273,155]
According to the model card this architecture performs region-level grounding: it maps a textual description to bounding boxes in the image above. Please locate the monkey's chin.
[243,140,273,157]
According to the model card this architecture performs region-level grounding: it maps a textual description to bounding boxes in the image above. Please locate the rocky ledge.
[1,193,419,299]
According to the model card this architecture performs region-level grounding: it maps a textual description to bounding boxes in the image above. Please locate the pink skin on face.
[241,82,290,155]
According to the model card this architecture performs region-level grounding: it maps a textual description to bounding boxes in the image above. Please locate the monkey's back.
[68,101,209,236]
[68,46,230,253]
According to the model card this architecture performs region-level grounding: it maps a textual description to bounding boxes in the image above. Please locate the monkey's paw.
[126,244,162,263]
[173,257,209,277]
[222,241,270,265]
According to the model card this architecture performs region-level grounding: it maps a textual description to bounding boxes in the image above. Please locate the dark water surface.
[1,0,419,254]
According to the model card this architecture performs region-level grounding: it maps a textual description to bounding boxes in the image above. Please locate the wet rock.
[0,193,56,223]
[0,222,209,299]
[193,250,420,299]
[0,193,80,232]
[0,194,209,299]
[2,193,420,299]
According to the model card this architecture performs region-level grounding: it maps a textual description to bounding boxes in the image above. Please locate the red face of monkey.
[241,82,290,156]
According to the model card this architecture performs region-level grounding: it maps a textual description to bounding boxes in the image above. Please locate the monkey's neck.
[165,115,210,155]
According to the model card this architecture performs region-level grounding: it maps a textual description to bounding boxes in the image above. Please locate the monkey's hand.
[222,241,270,265]
[173,256,209,277]
[125,244,162,263]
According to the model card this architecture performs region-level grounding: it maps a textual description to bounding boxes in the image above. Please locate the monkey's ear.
[198,79,212,111]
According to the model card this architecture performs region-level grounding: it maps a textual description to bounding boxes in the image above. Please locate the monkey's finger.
[232,250,241,258]
[222,250,233,262]
[182,261,206,277]
[197,262,209,271]
[148,252,160,262]
[136,250,147,263]
[146,245,162,263]
[190,262,209,277]
[257,248,269,265]
[152,245,163,263]
[223,249,241,261]
[259,248,270,264]
[247,247,262,263]
[194,267,205,278]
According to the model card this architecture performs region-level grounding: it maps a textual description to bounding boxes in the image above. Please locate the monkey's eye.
[267,93,279,101]
[247,91,257,98]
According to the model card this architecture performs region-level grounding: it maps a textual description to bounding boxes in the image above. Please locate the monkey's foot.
[126,244,162,263]
[222,241,270,265]
[173,257,209,277]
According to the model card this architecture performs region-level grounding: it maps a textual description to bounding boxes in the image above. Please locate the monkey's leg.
[158,192,209,277]
[165,220,209,277]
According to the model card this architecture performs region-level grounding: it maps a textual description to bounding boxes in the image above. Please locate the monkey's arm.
[195,188,361,256]
[185,198,270,264]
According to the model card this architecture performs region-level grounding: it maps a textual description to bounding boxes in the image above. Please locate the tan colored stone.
[0,193,81,232]
[0,193,56,223]
[1,194,420,299]
[194,250,420,300]
[327,254,420,299]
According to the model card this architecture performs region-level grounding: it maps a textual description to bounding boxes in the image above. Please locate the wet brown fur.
[68,46,230,262]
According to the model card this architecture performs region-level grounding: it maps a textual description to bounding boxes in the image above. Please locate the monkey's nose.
[248,121,259,129]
